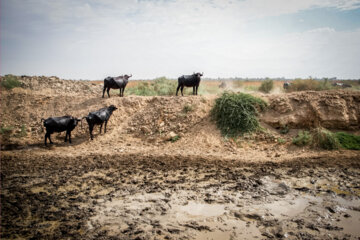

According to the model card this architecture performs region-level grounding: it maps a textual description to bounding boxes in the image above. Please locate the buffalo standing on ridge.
[103,74,132,98]
[176,72,203,96]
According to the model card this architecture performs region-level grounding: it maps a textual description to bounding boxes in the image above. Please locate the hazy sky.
[1,0,360,80]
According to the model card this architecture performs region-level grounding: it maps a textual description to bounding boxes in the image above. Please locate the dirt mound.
[1,77,360,156]
[17,75,101,95]
[128,96,211,140]
[262,90,360,130]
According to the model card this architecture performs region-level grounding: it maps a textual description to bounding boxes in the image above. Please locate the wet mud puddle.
[88,173,360,240]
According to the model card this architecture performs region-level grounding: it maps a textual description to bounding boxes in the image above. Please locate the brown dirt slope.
[1,76,359,162]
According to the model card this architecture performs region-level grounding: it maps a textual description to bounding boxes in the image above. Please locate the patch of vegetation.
[153,77,178,95]
[244,85,259,92]
[126,82,156,96]
[127,77,177,96]
[259,79,274,93]
[15,124,27,138]
[311,128,340,150]
[198,84,221,95]
[0,125,13,135]
[292,130,312,146]
[170,135,180,142]
[286,78,332,92]
[211,92,267,137]
[335,132,360,150]
[280,125,289,134]
[1,75,21,90]
[277,138,286,144]
[183,104,195,113]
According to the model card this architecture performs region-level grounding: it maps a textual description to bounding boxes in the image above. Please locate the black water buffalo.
[41,116,81,146]
[332,82,352,88]
[102,74,132,98]
[283,82,292,89]
[84,105,118,140]
[176,72,203,96]
[332,82,343,87]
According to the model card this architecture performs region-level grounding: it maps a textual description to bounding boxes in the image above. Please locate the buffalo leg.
[193,86,195,95]
[119,89,121,97]
[107,88,110,98]
[176,85,181,96]
[181,86,184,96]
[99,123,103,134]
[121,88,125,97]
[89,125,94,140]
[104,121,108,133]
[64,131,68,142]
[68,131,72,143]
[44,132,49,146]
[196,85,199,95]
[48,134,53,144]
[102,86,106,98]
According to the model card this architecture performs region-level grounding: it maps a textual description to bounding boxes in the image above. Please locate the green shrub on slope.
[335,132,360,150]
[211,92,267,136]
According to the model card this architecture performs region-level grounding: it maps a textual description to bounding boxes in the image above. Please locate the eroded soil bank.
[1,153,360,240]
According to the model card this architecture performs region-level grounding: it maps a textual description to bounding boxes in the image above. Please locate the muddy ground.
[1,152,360,240]
[1,76,360,239]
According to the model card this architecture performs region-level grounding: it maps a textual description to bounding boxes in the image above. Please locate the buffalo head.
[124,74,132,80]
[195,72,203,78]
[109,105,118,111]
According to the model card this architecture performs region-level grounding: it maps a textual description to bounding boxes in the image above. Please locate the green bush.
[211,92,267,136]
[292,130,312,146]
[1,75,21,90]
[286,78,331,92]
[259,79,274,93]
[311,128,340,150]
[127,82,156,96]
[152,77,178,95]
[335,132,360,150]
[127,77,177,96]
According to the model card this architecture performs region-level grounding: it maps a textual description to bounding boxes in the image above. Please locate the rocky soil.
[1,76,360,239]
